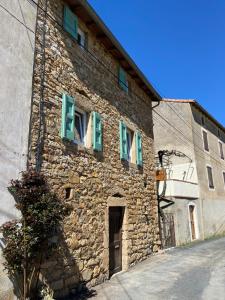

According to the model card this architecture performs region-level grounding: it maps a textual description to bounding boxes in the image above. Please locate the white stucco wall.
[191,106,225,238]
[153,101,203,245]
[0,0,37,226]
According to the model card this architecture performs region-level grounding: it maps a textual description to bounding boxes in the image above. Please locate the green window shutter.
[63,5,78,39]
[61,94,75,141]
[120,121,128,160]
[119,67,128,93]
[92,112,102,152]
[136,132,143,166]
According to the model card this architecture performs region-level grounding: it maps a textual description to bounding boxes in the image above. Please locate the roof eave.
[66,0,161,102]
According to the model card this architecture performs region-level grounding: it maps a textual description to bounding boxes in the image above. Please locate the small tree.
[0,170,71,299]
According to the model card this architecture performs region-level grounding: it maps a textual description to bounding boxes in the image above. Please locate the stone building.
[154,99,225,247]
[27,0,161,297]
[0,0,37,298]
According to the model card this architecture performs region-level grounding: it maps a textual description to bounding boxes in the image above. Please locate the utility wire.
[27,0,160,106]
[29,0,224,167]
[0,2,35,33]
[154,109,223,166]
[165,102,224,160]
[153,114,206,162]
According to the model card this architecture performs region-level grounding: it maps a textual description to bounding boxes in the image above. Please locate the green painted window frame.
[61,93,75,141]
[135,131,143,166]
[118,67,129,93]
[63,5,78,40]
[92,112,103,152]
[119,121,128,160]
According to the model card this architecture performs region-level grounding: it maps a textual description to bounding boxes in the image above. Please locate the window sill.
[121,159,143,171]
[62,139,103,159]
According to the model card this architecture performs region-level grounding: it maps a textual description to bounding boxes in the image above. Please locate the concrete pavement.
[92,237,225,300]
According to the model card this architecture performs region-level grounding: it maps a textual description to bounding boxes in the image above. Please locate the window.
[207,166,214,189]
[202,130,209,152]
[63,6,78,39]
[218,129,221,139]
[126,128,134,162]
[119,121,143,166]
[118,67,129,93]
[74,109,86,145]
[61,94,103,151]
[77,27,87,49]
[201,116,205,126]
[65,188,72,199]
[219,141,224,160]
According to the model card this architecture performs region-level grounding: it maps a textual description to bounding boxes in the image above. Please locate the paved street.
[92,237,225,300]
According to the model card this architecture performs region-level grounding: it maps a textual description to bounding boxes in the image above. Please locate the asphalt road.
[92,237,225,300]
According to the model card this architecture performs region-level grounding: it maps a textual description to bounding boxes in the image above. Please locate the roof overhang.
[65,0,161,102]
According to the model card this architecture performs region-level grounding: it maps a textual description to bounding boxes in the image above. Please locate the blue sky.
[88,0,225,126]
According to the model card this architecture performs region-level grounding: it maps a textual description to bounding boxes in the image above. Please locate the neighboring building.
[154,99,225,247]
[0,0,37,298]
[26,0,161,297]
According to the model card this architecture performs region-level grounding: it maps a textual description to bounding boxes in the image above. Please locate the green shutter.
[61,94,75,141]
[119,67,128,93]
[136,132,143,166]
[63,5,78,39]
[92,112,102,152]
[120,121,128,160]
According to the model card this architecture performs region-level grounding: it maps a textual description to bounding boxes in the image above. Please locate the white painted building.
[154,99,225,247]
[0,0,37,297]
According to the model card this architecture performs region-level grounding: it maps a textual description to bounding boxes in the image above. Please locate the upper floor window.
[61,94,102,152]
[118,67,129,94]
[206,166,214,189]
[119,121,143,166]
[202,130,209,152]
[78,27,87,49]
[222,172,225,188]
[201,116,205,126]
[218,129,221,139]
[64,6,78,39]
[126,128,134,162]
[74,109,86,145]
[219,141,224,160]
[63,6,88,49]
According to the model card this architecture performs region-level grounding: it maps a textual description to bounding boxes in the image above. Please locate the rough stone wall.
[29,0,160,297]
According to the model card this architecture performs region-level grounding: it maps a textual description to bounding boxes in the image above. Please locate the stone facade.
[29,0,160,297]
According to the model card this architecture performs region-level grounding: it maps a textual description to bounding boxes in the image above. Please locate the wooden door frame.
[103,196,128,278]
[188,202,199,241]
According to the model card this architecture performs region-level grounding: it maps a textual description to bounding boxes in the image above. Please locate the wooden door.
[109,207,123,276]
[160,213,176,249]
[189,205,196,240]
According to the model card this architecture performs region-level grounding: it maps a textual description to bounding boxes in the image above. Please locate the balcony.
[158,179,199,199]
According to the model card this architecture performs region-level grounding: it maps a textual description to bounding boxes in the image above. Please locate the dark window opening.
[201,116,205,126]
[219,141,224,160]
[203,131,209,152]
[74,110,85,144]
[207,166,214,189]
[65,188,72,199]
[218,129,221,138]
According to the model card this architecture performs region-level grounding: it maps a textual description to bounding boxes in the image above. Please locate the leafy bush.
[0,170,71,299]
